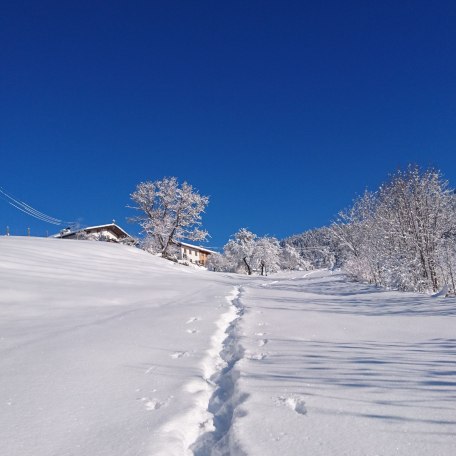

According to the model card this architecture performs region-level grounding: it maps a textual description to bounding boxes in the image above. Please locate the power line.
[0,187,74,226]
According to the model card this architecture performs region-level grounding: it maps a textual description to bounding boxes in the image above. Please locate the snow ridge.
[191,286,246,456]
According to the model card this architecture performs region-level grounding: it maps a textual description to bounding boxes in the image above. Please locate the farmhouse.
[55,222,135,244]
[178,242,217,266]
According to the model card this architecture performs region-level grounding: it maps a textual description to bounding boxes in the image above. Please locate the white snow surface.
[1,237,455,455]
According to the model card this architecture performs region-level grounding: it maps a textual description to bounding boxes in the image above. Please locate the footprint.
[246,352,267,360]
[145,399,165,410]
[139,396,173,411]
[275,395,307,415]
[258,339,268,347]
[171,351,189,359]
[186,328,199,334]
[186,317,199,324]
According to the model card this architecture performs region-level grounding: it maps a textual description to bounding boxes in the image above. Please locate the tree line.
[206,228,308,275]
[129,166,456,293]
[280,165,456,294]
[331,166,456,293]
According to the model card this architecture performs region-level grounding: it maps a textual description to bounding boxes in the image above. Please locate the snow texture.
[1,238,455,455]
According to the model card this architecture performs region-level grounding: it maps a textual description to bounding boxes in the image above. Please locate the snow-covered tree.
[437,222,456,295]
[224,228,257,275]
[283,226,343,270]
[206,252,232,272]
[376,166,453,292]
[220,231,283,275]
[332,166,456,293]
[280,243,308,270]
[129,177,209,258]
[331,190,382,284]
[253,236,281,276]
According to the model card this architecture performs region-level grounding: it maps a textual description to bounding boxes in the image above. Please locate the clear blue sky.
[1,0,456,248]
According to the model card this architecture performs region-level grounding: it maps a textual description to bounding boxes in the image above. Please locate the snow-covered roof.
[177,241,218,255]
[55,223,133,239]
[82,223,132,238]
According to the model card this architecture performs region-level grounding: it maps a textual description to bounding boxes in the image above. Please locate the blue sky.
[1,0,456,248]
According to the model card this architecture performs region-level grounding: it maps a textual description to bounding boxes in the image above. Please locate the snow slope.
[233,271,456,456]
[1,237,455,455]
[0,237,235,456]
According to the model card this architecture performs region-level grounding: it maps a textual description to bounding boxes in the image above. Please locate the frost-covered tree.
[216,227,339,276]
[283,226,343,270]
[280,244,309,270]
[220,231,282,275]
[224,228,257,275]
[332,166,456,293]
[437,222,456,295]
[376,166,453,291]
[253,236,281,276]
[206,252,232,272]
[331,190,382,284]
[129,177,209,258]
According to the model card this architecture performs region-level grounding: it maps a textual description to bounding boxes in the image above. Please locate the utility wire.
[0,187,74,226]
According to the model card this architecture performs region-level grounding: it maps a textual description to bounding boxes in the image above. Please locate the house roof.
[177,241,218,255]
[55,223,133,239]
[82,223,132,238]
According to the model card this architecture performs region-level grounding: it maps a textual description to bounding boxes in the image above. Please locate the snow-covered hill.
[1,237,455,455]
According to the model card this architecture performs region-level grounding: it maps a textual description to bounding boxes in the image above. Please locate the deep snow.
[1,237,455,455]
[234,271,456,455]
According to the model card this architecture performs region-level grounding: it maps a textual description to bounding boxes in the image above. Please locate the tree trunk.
[243,257,252,275]
[260,261,267,276]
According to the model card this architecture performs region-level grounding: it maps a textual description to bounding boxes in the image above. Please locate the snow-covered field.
[1,237,455,455]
